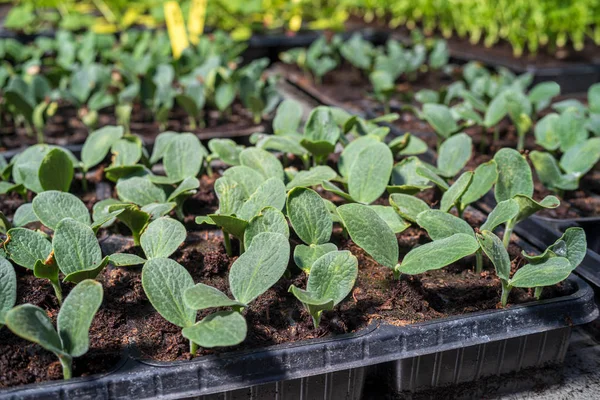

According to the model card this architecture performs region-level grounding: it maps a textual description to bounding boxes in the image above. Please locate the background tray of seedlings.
[0,101,597,399]
[0,30,279,154]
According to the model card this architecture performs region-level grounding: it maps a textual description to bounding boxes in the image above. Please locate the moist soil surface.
[0,205,573,388]
[0,101,264,152]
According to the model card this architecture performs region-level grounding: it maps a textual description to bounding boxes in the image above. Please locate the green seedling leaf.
[255,134,308,156]
[528,82,560,112]
[214,176,247,216]
[494,148,533,202]
[393,157,432,188]
[484,92,508,127]
[521,227,586,269]
[422,104,458,138]
[117,177,166,206]
[369,205,410,234]
[108,204,150,245]
[141,217,186,259]
[237,178,286,221]
[339,136,379,178]
[534,114,560,151]
[53,219,104,281]
[0,258,17,325]
[5,304,66,357]
[398,233,480,275]
[287,187,332,245]
[81,126,124,171]
[460,160,498,207]
[556,108,588,152]
[560,138,600,177]
[222,166,265,199]
[437,133,472,178]
[480,199,520,232]
[142,258,195,328]
[440,171,473,213]
[509,257,573,288]
[477,231,510,281]
[414,164,447,191]
[589,83,600,114]
[57,280,103,357]
[39,148,74,192]
[182,311,247,348]
[208,139,242,166]
[229,232,290,304]
[104,165,149,183]
[293,243,338,274]
[243,207,289,248]
[389,193,429,223]
[512,194,560,225]
[289,250,358,328]
[239,147,284,181]
[273,99,302,135]
[337,203,398,269]
[5,228,52,270]
[149,132,178,164]
[321,181,356,203]
[167,177,200,202]
[348,142,393,204]
[32,191,91,230]
[111,137,142,166]
[416,210,474,240]
[286,166,337,190]
[530,151,578,191]
[302,106,341,157]
[33,259,59,294]
[109,253,146,267]
[184,284,246,311]
[164,133,204,182]
[13,203,38,227]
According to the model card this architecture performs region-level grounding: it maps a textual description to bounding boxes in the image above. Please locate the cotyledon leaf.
[182,311,247,348]
[184,283,246,310]
[5,228,52,270]
[494,148,533,202]
[416,210,474,240]
[287,187,332,245]
[293,243,338,274]
[348,142,393,204]
[509,257,573,288]
[140,217,186,259]
[32,191,91,230]
[239,147,284,181]
[480,199,520,232]
[477,230,510,281]
[52,218,103,279]
[243,207,289,248]
[389,193,429,223]
[0,258,17,325]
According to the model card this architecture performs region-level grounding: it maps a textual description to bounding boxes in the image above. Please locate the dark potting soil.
[0,101,264,151]
[0,204,574,388]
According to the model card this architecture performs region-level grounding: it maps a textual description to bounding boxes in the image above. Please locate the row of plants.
[0,29,277,147]
[0,100,587,387]
[5,1,600,57]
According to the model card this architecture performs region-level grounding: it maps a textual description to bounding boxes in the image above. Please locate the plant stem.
[81,169,89,193]
[475,249,483,274]
[503,222,514,249]
[517,132,525,152]
[223,230,233,257]
[52,281,63,306]
[59,355,73,380]
[36,127,44,144]
[190,340,198,355]
[500,280,511,307]
[493,126,499,143]
[205,161,213,178]
[239,238,245,255]
[534,287,543,300]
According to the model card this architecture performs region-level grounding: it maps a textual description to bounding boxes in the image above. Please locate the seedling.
[142,232,289,353]
[4,280,103,379]
[289,250,358,328]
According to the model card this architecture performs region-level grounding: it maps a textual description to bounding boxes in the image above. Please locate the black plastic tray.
[529,214,600,255]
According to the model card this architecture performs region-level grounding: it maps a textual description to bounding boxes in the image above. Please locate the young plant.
[301,106,341,165]
[142,232,289,354]
[289,250,358,328]
[4,279,103,379]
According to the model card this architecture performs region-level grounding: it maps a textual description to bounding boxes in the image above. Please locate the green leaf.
[509,257,573,288]
[57,279,103,357]
[414,163,447,191]
[167,177,200,203]
[560,137,600,177]
[208,139,242,166]
[286,166,337,190]
[238,178,286,221]
[142,258,196,328]
[389,193,429,223]
[321,181,356,203]
[273,99,302,135]
[184,284,246,310]
[5,304,65,356]
[522,227,586,269]
[214,176,247,216]
[348,142,393,204]
[494,148,533,202]
[209,214,248,238]
[422,104,458,138]
[109,253,146,267]
[530,151,578,191]
[477,231,510,281]
[255,134,307,156]
[393,157,432,187]
[239,147,284,181]
[222,166,265,199]
[111,137,142,166]
[461,160,498,206]
[53,218,104,280]
[398,233,480,275]
[182,311,247,348]
[339,136,379,178]
[33,259,59,289]
[39,148,74,192]
[5,228,52,270]
[229,232,290,304]
[512,194,560,224]
[302,106,341,156]
[104,165,149,182]
[337,203,398,269]
[556,108,588,152]
[287,187,332,245]
[141,217,186,259]
[13,203,38,227]
[437,133,472,178]
[534,114,560,151]
[81,126,124,170]
[32,191,91,230]
[243,207,289,248]
[368,205,410,234]
[150,132,178,164]
[164,133,204,182]
[481,199,520,232]
[116,177,166,206]
[108,204,150,245]
[440,171,473,213]
[293,243,338,274]
[484,92,508,127]
[0,258,17,325]
[589,83,600,114]
[416,210,474,240]
[528,82,560,112]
